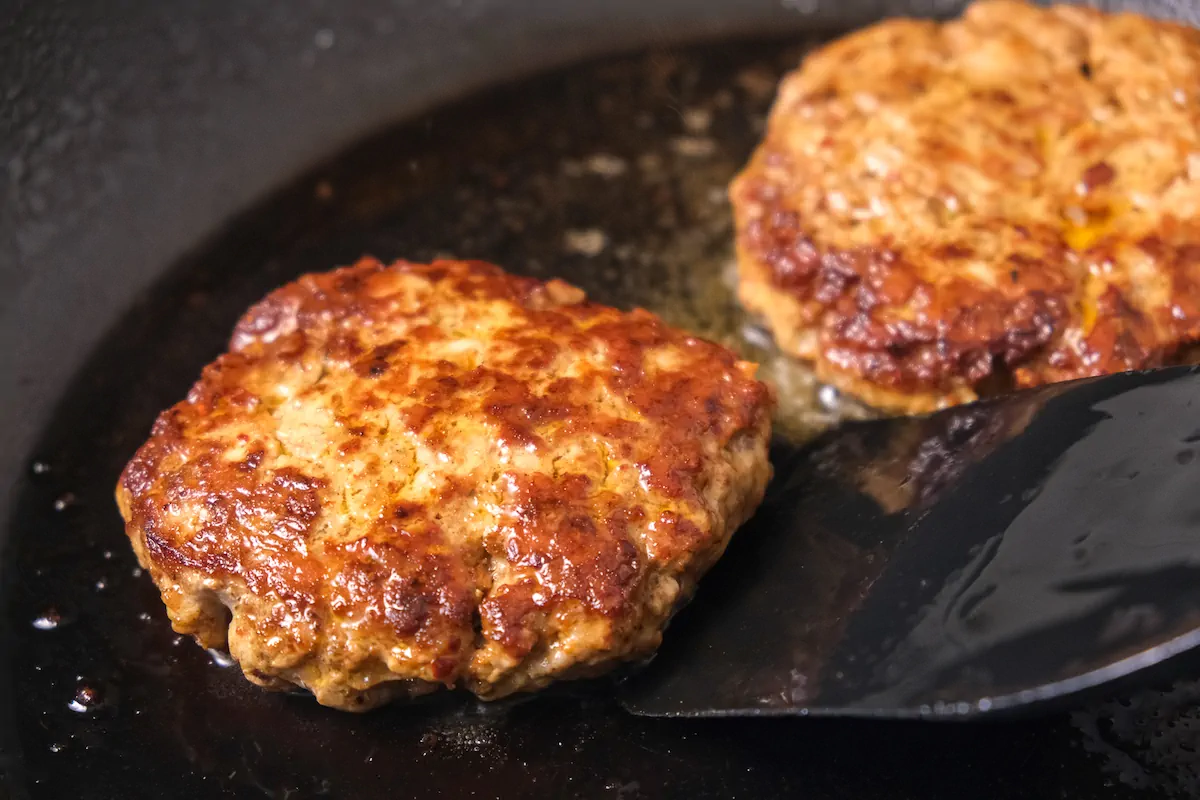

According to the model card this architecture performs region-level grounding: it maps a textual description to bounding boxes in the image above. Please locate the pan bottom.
[1,37,1190,800]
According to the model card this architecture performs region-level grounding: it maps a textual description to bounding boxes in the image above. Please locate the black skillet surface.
[5,36,1200,800]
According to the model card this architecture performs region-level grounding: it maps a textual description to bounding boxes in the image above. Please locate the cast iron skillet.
[7,2,1200,798]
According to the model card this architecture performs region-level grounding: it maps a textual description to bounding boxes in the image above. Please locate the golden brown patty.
[116,258,773,710]
[731,0,1200,412]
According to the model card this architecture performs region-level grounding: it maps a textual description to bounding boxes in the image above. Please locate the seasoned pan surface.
[1,38,1190,800]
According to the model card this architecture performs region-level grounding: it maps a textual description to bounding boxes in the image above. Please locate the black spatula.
[618,366,1200,719]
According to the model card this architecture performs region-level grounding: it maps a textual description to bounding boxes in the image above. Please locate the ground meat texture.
[731,0,1200,413]
[115,258,774,710]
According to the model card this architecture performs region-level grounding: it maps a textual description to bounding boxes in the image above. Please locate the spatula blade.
[618,366,1200,719]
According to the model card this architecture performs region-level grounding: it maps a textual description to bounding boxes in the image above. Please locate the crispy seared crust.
[116,258,773,710]
[732,0,1200,412]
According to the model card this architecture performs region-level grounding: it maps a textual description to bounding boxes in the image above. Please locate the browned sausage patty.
[732,0,1200,413]
[115,258,773,710]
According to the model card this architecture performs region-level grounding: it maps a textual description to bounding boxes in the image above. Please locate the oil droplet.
[94,578,108,592]
[67,682,103,713]
[48,743,67,753]
[817,384,843,413]
[563,228,608,256]
[137,612,152,622]
[53,492,75,511]
[741,321,774,351]
[31,607,65,630]
[207,649,235,668]
[313,28,335,49]
[131,567,143,578]
[31,461,51,475]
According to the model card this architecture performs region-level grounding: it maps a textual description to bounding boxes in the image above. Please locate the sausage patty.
[732,0,1200,412]
[116,258,773,710]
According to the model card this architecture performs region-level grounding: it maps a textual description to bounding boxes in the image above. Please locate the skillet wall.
[0,0,1195,531]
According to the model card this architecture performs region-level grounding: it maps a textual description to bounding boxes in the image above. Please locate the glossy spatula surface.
[620,366,1200,718]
